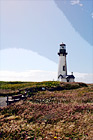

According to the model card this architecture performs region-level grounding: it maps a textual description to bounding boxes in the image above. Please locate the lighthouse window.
[63,66,65,71]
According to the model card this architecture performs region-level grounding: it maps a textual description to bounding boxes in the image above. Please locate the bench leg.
[7,95,9,105]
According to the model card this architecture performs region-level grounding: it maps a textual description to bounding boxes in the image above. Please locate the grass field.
[0,81,93,140]
[0,81,87,96]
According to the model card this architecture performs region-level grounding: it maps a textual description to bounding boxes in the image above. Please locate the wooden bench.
[6,93,28,105]
[12,94,22,100]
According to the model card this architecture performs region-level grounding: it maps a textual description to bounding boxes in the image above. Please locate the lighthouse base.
[58,77,67,82]
[58,74,75,82]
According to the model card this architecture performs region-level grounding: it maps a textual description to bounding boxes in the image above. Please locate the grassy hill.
[0,81,93,139]
[0,81,87,96]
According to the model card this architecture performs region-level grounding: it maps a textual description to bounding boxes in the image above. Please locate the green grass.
[0,81,88,96]
[0,81,60,90]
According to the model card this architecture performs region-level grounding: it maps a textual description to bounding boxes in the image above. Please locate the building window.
[63,66,65,71]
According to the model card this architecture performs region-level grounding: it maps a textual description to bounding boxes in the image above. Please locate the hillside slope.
[0,81,87,96]
[0,82,93,139]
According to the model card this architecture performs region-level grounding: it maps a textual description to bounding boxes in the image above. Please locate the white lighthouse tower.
[58,43,75,82]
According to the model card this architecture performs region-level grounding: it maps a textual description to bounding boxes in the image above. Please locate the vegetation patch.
[0,81,88,96]
[0,82,93,139]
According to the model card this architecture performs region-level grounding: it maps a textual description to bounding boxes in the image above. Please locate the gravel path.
[0,97,7,107]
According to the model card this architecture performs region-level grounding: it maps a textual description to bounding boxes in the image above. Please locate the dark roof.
[58,74,75,79]
[58,74,63,79]
[66,75,75,79]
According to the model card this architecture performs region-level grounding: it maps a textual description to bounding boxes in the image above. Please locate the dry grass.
[0,83,93,140]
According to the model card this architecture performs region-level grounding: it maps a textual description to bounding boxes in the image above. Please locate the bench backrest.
[12,94,22,99]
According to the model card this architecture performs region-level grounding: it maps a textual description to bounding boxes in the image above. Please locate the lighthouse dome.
[58,43,67,55]
[60,43,66,50]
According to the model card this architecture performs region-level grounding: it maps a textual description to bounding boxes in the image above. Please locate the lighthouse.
[58,43,75,82]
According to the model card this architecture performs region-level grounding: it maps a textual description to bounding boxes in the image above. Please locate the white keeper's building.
[58,43,75,82]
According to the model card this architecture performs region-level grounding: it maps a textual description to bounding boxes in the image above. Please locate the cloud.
[91,12,93,18]
[70,0,83,7]
[73,72,93,83]
[0,70,57,82]
[0,48,57,71]
[0,70,93,83]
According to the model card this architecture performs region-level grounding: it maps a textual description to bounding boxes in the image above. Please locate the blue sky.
[54,0,93,46]
[0,0,93,83]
